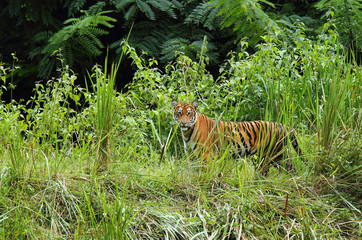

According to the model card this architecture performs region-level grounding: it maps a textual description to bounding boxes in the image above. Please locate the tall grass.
[89,60,117,170]
[0,31,360,239]
[89,44,129,170]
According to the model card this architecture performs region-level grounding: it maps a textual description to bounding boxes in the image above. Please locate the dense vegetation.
[0,0,361,239]
[1,0,362,98]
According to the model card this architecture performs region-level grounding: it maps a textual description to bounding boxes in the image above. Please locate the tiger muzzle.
[180,123,190,131]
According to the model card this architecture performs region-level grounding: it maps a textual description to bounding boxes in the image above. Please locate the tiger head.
[172,100,199,131]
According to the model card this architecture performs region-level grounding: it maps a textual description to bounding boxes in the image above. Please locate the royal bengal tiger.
[172,99,307,174]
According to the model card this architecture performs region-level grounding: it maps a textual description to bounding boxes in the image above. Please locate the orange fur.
[172,100,306,172]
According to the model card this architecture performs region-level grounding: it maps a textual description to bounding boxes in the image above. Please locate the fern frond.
[148,0,177,19]
[38,11,116,77]
[33,31,53,43]
[137,0,156,20]
[64,0,87,17]
[92,11,117,28]
[114,0,136,10]
[170,0,184,9]
[125,4,139,20]
[62,43,75,66]
[38,55,55,79]
[160,37,189,60]
[204,7,221,30]
[76,35,103,56]
[112,20,170,57]
[85,26,109,36]
[185,1,219,30]
[82,30,105,49]
[87,2,106,15]
[212,0,279,44]
[117,0,182,20]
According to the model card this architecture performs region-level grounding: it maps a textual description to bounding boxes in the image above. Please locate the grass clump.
[0,31,361,239]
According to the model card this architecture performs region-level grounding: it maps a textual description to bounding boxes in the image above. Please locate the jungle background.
[0,0,361,239]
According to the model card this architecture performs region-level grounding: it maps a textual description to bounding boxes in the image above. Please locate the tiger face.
[171,100,199,132]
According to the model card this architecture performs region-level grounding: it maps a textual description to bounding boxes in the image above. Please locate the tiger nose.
[181,117,188,125]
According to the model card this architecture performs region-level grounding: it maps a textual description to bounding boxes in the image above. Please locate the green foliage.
[88,63,116,170]
[160,36,219,64]
[316,0,362,52]
[111,21,168,59]
[113,0,182,20]
[213,0,278,44]
[3,0,61,27]
[0,32,361,238]
[0,103,28,179]
[88,43,127,170]
[5,0,354,82]
[37,11,116,78]
[111,21,220,65]
[124,30,361,194]
[64,0,88,17]
[184,1,221,30]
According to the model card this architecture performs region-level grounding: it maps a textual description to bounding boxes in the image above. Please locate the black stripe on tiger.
[172,99,307,173]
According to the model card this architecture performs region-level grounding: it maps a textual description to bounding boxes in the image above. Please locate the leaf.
[125,4,139,20]
[137,0,155,20]
[115,0,136,10]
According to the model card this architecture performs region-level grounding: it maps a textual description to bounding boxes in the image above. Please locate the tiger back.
[172,99,306,172]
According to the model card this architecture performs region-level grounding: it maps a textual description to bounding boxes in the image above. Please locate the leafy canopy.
[38,11,116,78]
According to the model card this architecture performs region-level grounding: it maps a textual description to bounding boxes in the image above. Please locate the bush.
[0,31,360,239]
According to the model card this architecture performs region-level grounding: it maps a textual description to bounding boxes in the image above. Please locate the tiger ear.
[171,99,178,107]
[192,100,199,109]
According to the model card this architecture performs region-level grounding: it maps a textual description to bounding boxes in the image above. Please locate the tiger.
[172,99,307,175]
